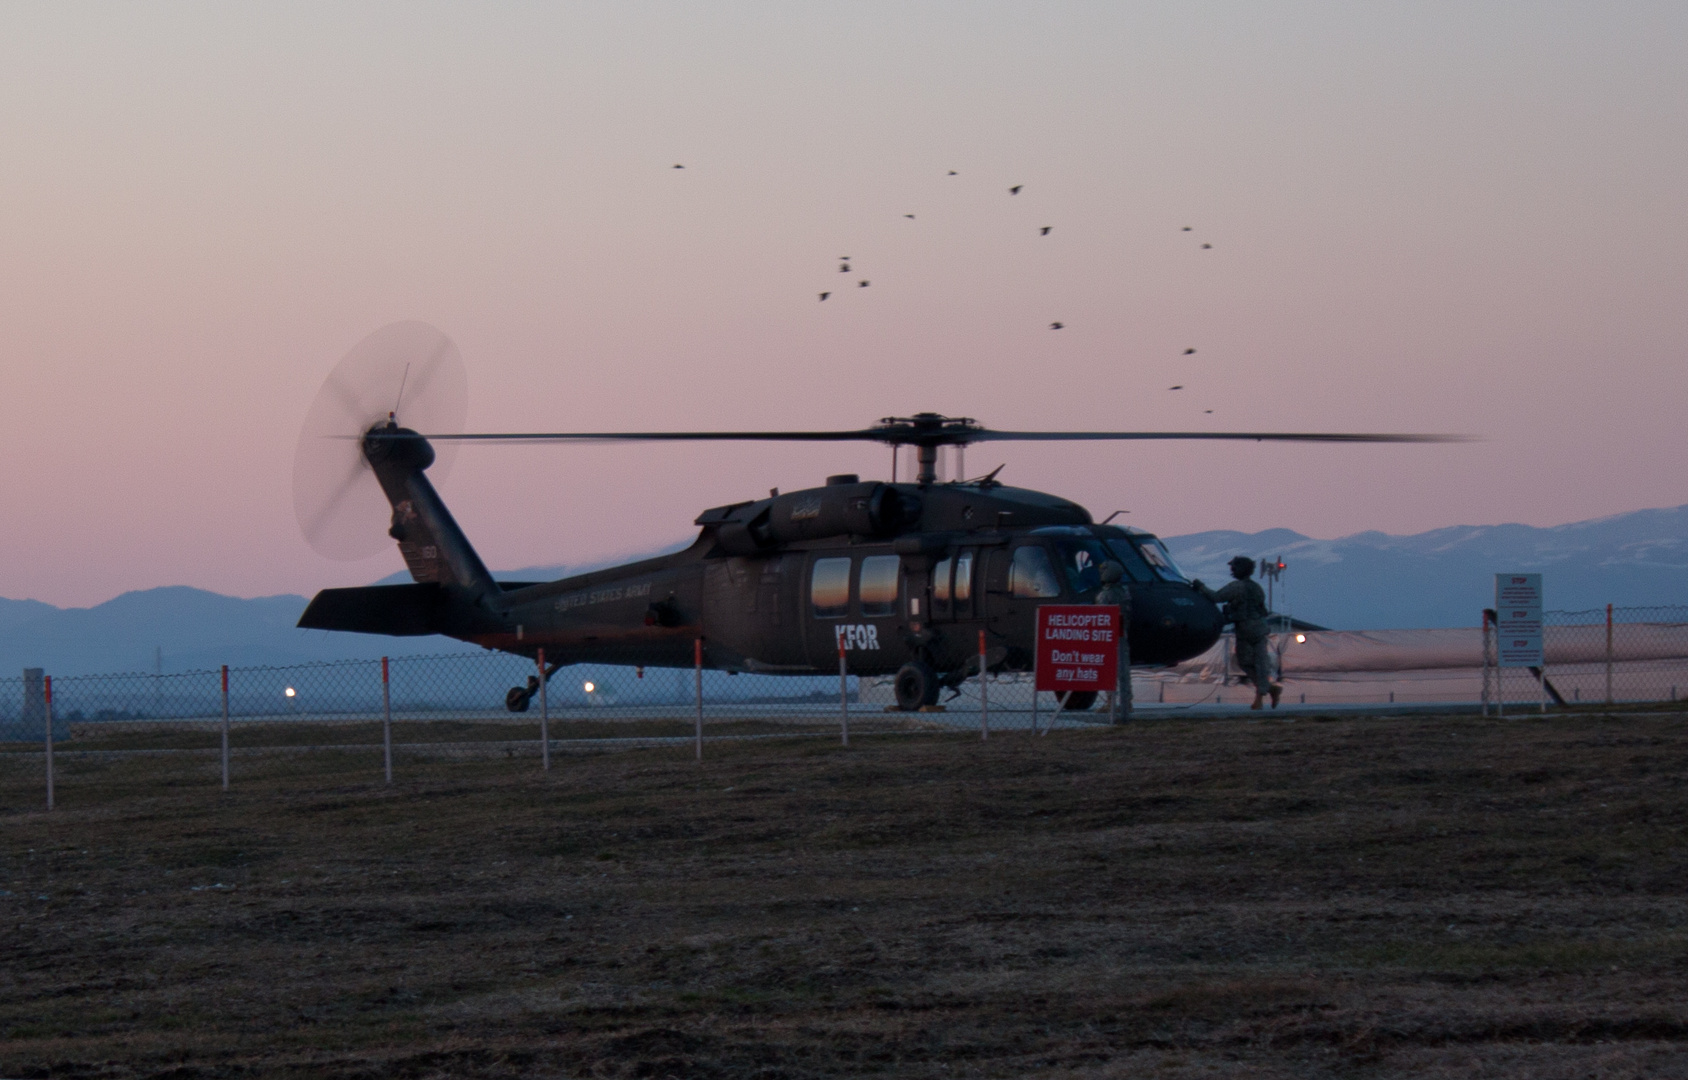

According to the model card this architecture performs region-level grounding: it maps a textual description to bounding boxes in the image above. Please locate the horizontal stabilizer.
[298,584,446,637]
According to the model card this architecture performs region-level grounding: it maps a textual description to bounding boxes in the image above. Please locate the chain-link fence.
[0,648,1128,809]
[1147,605,1688,708]
[6,604,1687,808]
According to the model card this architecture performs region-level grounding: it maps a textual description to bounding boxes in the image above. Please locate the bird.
[1181,226,1191,231]
[840,255,852,260]
[673,164,684,169]
[839,263,850,272]
[1201,243,1212,249]
[1204,409,1213,414]
[1049,322,1064,330]
[1183,348,1196,355]
[947,170,958,176]
[1169,385,1183,391]
[859,280,870,287]
[904,214,915,219]
[1009,185,1022,195]
[1039,226,1052,235]
[819,292,830,301]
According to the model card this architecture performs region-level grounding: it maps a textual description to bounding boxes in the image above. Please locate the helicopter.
[293,323,1459,712]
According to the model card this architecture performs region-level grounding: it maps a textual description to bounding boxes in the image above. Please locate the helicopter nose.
[1130,585,1223,666]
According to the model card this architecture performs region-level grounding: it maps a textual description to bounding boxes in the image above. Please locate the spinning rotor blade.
[292,321,467,560]
[414,427,1468,446]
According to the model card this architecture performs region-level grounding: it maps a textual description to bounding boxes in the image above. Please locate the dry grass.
[4,710,1688,1078]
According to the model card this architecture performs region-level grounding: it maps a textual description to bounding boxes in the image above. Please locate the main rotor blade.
[419,430,893,444]
[416,429,1470,445]
[965,430,1473,444]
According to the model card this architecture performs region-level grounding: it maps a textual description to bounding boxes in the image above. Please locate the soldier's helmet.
[1229,555,1256,578]
[1098,561,1124,583]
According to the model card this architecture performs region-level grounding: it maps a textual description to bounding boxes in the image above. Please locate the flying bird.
[840,256,852,260]
[947,170,958,175]
[839,263,850,272]
[1009,185,1022,195]
[1181,226,1191,231]
[819,292,830,301]
[1169,385,1184,391]
[1201,243,1212,249]
[672,164,684,169]
[904,214,915,219]
[1183,348,1196,355]
[1049,322,1064,330]
[1039,226,1052,235]
[859,280,870,287]
[1204,409,1213,414]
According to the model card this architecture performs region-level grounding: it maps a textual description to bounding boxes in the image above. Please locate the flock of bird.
[675,163,1220,409]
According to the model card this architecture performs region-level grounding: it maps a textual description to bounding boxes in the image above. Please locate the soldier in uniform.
[1094,561,1132,722]
[1193,556,1282,709]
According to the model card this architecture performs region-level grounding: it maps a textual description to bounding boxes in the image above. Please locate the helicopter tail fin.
[366,429,497,599]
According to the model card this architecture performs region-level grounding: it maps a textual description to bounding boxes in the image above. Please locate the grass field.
[4,710,1688,1078]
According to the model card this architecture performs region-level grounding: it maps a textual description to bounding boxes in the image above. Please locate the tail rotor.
[291,322,468,560]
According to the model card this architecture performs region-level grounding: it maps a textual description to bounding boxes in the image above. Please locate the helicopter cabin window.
[953,551,974,604]
[810,558,852,618]
[1103,539,1156,583]
[1008,545,1061,599]
[931,557,952,614]
[1134,537,1190,583]
[858,555,900,617]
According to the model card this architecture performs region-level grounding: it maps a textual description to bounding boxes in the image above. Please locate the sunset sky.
[2,2,1685,607]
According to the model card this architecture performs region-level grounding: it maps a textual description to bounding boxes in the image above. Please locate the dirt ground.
[4,710,1688,1078]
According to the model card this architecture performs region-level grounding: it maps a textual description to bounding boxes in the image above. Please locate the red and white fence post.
[44,674,54,811]
[1606,603,1615,706]
[838,639,849,747]
[538,647,550,772]
[694,638,704,762]
[381,657,393,785]
[220,665,230,791]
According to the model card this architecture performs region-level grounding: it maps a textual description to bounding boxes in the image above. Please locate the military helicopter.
[293,323,1458,712]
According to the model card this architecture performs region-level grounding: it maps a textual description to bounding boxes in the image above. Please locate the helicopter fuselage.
[300,458,1225,683]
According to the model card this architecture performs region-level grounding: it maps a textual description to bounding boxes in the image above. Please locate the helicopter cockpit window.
[859,555,900,617]
[1103,540,1156,583]
[1051,538,1114,595]
[811,558,852,618]
[1133,537,1190,583]
[1009,545,1061,599]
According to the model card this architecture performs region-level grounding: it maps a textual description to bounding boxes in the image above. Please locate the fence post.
[44,675,53,811]
[979,629,989,741]
[1480,611,1491,718]
[381,657,392,785]
[837,641,849,747]
[220,665,230,791]
[694,638,704,763]
[1605,603,1614,706]
[538,647,550,772]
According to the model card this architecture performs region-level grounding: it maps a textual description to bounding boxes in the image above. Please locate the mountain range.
[4,506,1687,676]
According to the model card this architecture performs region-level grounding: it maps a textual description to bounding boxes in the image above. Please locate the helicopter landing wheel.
[1055,690,1098,712]
[505,676,540,713]
[893,661,940,711]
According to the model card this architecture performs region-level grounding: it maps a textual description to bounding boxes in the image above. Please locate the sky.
[1,1,1685,608]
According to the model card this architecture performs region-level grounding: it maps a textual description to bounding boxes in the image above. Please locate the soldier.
[1193,556,1282,709]
[1094,561,1132,722]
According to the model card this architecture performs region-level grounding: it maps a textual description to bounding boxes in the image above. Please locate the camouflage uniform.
[1094,562,1133,722]
[1196,559,1280,707]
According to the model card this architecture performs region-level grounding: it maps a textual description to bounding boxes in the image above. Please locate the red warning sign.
[1034,605,1121,693]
